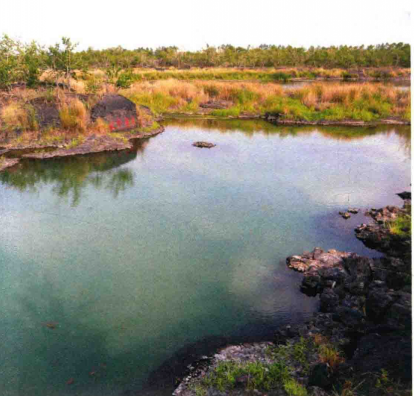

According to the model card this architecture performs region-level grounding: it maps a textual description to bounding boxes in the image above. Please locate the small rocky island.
[173,193,411,396]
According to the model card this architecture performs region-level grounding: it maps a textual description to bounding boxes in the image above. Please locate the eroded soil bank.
[172,194,411,396]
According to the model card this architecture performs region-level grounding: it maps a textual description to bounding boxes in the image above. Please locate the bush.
[116,70,134,88]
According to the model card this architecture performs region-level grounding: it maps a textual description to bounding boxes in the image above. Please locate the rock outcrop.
[91,94,153,131]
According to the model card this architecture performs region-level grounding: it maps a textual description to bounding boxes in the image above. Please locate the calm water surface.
[0,119,410,396]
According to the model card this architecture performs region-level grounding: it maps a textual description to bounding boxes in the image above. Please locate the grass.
[120,80,410,122]
[59,98,87,132]
[284,378,308,396]
[66,136,86,149]
[318,344,345,369]
[0,103,38,131]
[139,121,161,133]
[201,360,291,392]
[387,209,411,239]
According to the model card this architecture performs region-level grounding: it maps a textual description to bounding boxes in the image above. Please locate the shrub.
[116,70,134,88]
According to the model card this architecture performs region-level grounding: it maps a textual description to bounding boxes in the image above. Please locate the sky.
[1,0,412,51]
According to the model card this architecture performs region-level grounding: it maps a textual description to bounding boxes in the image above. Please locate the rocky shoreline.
[172,193,411,396]
[0,93,165,172]
[0,125,164,171]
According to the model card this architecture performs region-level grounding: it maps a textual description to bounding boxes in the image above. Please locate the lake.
[0,119,410,396]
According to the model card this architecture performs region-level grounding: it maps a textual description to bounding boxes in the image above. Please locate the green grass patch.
[202,360,291,392]
[140,121,161,133]
[211,107,241,117]
[388,211,411,239]
[284,378,308,396]
[127,92,180,115]
[66,136,85,149]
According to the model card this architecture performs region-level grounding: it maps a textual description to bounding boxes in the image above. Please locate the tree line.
[0,35,410,89]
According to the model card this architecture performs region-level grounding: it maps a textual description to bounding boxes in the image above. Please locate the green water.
[0,119,411,396]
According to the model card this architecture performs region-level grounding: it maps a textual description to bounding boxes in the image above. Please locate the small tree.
[47,37,83,89]
[23,41,45,88]
[0,35,21,90]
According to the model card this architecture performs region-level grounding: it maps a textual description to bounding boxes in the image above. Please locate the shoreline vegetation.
[0,80,410,171]
[0,36,411,169]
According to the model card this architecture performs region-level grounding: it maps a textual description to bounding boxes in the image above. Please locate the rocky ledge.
[173,195,411,396]
[0,158,20,172]
[355,199,411,257]
[265,113,410,127]
[0,126,164,169]
[21,127,164,160]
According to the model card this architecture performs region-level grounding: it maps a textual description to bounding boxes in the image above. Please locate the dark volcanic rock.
[308,363,332,389]
[192,141,216,148]
[91,95,150,131]
[397,191,411,200]
[348,208,359,214]
[351,333,412,381]
[199,100,232,109]
[320,289,340,313]
[29,97,61,129]
[338,211,351,219]
[355,201,411,258]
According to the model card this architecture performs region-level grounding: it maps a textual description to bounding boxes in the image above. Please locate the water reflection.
[165,118,410,147]
[1,121,410,208]
[0,140,148,206]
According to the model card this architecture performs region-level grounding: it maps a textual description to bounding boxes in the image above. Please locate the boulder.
[91,95,148,131]
[29,97,61,129]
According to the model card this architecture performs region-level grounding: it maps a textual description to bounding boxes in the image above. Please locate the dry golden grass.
[59,98,88,132]
[313,334,329,346]
[319,344,345,369]
[91,117,109,134]
[0,103,38,131]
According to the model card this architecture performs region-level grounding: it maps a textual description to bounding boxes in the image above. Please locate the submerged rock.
[192,141,216,148]
[338,211,351,219]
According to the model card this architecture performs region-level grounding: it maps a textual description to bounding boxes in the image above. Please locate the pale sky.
[1,0,412,51]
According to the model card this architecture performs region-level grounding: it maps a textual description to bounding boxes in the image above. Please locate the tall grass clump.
[0,103,38,131]
[59,98,87,132]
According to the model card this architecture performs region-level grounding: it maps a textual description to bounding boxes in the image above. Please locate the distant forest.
[0,35,410,89]
[79,43,411,69]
